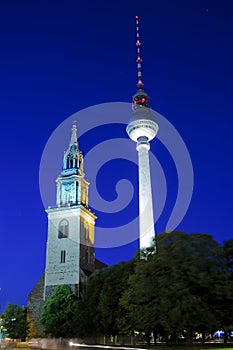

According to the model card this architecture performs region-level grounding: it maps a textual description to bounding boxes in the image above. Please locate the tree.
[120,251,161,345]
[121,231,233,344]
[2,303,28,341]
[219,239,233,342]
[76,261,135,339]
[76,269,109,337]
[77,269,106,337]
[40,285,78,338]
[155,232,223,340]
[224,239,233,274]
[98,261,135,337]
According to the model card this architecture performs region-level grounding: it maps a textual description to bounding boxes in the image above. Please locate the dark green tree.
[98,261,135,337]
[224,239,233,274]
[2,303,28,341]
[121,231,233,344]
[40,285,78,338]
[120,250,160,345]
[76,261,134,339]
[219,239,233,342]
[155,232,223,341]
[76,269,109,337]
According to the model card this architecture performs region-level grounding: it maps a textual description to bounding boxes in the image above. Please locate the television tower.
[126,16,159,251]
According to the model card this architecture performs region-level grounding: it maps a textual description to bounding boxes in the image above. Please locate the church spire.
[62,122,83,175]
[133,16,149,110]
[70,121,78,146]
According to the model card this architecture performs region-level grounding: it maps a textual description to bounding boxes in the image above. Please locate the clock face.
[63,182,75,203]
[65,183,73,192]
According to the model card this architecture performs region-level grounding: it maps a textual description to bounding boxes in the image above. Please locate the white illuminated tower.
[126,16,159,251]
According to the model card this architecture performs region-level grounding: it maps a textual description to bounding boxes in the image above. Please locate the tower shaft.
[136,138,155,250]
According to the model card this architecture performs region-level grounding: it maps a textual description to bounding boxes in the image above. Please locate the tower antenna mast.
[135,15,143,90]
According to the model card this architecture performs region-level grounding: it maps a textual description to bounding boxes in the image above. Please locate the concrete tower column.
[136,136,155,250]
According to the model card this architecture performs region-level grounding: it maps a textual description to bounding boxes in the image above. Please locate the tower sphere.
[126,90,159,143]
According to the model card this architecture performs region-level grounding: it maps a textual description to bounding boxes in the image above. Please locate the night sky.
[0,0,232,311]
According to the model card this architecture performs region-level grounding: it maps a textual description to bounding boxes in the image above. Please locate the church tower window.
[60,250,66,263]
[58,219,69,238]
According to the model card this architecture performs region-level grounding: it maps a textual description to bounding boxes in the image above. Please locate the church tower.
[44,122,96,299]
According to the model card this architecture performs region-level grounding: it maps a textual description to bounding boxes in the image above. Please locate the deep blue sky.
[0,0,232,311]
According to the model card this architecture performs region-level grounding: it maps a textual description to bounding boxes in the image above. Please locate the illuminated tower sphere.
[44,122,96,299]
[126,16,159,251]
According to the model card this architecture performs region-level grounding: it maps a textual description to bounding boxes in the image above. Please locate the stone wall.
[27,273,45,338]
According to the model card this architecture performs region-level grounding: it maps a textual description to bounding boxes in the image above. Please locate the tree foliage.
[1,303,28,341]
[98,261,135,336]
[40,285,78,338]
[76,231,233,344]
[121,232,233,342]
[76,269,108,337]
[224,239,233,273]
[76,261,134,338]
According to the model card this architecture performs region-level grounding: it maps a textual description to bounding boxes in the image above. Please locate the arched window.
[85,248,88,265]
[66,156,73,169]
[58,219,69,239]
[66,157,70,169]
[75,157,78,168]
[85,223,89,241]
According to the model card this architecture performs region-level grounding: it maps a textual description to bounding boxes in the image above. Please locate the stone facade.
[27,273,45,338]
